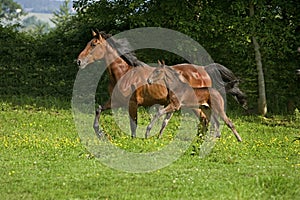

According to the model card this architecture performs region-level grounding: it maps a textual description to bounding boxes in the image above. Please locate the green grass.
[0,96,299,199]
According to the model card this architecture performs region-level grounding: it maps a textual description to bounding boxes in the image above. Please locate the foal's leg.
[192,108,210,136]
[211,92,242,142]
[145,105,176,138]
[219,112,242,142]
[158,112,174,138]
[154,108,206,139]
[210,113,221,138]
[158,107,208,139]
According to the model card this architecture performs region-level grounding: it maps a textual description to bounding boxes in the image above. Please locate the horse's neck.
[104,46,132,83]
[165,70,188,95]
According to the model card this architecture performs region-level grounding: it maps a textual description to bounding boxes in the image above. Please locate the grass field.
[0,96,299,199]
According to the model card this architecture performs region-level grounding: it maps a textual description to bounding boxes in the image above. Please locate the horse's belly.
[136,85,168,106]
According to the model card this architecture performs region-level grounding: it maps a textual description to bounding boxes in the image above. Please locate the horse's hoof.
[157,134,163,139]
[94,125,103,138]
[96,130,103,139]
[94,126,104,140]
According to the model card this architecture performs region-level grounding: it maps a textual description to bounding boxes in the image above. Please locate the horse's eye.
[91,43,96,47]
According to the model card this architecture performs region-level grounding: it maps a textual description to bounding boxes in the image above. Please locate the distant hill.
[23,13,55,27]
[14,0,73,13]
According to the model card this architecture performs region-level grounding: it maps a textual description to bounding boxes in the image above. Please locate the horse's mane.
[98,31,146,67]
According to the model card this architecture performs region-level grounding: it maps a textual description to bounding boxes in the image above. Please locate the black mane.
[97,31,146,67]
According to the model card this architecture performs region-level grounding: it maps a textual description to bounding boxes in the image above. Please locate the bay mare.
[147,61,242,142]
[76,30,247,138]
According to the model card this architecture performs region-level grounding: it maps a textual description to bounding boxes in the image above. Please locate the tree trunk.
[250,2,267,116]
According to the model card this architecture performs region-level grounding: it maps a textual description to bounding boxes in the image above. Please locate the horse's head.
[147,60,167,84]
[77,30,109,69]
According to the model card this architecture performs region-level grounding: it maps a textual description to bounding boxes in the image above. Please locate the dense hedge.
[0,28,71,98]
[1,0,300,114]
[0,25,112,106]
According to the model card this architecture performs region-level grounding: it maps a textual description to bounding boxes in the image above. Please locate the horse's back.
[171,64,212,88]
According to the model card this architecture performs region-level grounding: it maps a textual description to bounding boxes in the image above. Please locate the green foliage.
[0,25,77,98]
[1,0,300,113]
[0,0,24,22]
[51,0,72,26]
[293,108,300,123]
[72,0,300,113]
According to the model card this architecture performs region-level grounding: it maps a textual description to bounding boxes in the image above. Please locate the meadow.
[0,96,299,199]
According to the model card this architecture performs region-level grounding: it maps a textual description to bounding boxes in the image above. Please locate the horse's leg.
[145,108,168,138]
[93,105,102,137]
[145,105,175,138]
[158,112,174,138]
[159,107,209,139]
[211,91,242,142]
[215,105,243,142]
[93,98,112,137]
[128,98,138,138]
[211,114,221,138]
[219,112,242,142]
[192,108,210,137]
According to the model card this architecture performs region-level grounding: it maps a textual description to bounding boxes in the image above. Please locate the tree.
[249,2,267,116]
[51,0,72,26]
[71,0,300,113]
[0,0,24,23]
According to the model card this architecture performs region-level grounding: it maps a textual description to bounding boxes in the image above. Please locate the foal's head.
[147,60,188,86]
[147,60,167,84]
[77,30,111,69]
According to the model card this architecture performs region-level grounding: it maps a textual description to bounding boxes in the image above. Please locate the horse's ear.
[91,29,103,40]
[92,29,97,37]
[158,60,162,66]
[158,60,165,67]
[98,33,103,40]
[96,29,103,40]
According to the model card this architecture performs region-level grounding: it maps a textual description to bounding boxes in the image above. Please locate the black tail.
[204,63,248,110]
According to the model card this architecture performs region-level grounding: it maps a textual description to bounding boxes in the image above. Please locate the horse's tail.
[204,63,248,110]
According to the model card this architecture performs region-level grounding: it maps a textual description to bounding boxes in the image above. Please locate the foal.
[147,61,242,142]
